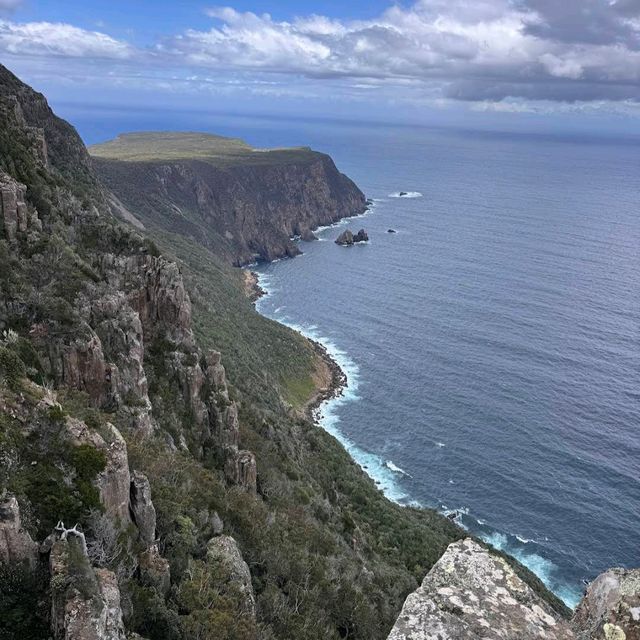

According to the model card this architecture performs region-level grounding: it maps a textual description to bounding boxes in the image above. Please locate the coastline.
[304,338,348,420]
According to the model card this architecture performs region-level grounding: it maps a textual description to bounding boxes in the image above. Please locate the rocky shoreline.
[243,269,267,303]
[305,338,348,421]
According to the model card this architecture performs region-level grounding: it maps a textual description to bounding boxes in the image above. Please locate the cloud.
[155,1,640,103]
[0,0,22,11]
[0,20,133,59]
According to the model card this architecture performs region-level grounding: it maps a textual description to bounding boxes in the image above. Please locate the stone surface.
[0,171,30,242]
[336,228,368,245]
[0,493,37,566]
[129,470,156,546]
[65,418,132,525]
[206,535,256,619]
[387,538,575,640]
[573,568,640,640]
[50,532,127,640]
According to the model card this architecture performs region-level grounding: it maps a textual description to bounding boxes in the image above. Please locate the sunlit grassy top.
[89,131,318,166]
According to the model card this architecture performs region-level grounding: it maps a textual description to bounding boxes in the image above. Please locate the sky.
[3,0,640,134]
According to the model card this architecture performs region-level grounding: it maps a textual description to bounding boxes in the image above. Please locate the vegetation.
[89,131,317,167]
[0,62,567,640]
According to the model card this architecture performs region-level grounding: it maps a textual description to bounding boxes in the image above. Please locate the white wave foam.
[254,271,409,503]
[435,441,446,448]
[385,461,412,477]
[480,531,581,608]
[389,191,423,198]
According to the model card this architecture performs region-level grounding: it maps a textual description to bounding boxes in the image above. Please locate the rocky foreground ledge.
[388,538,640,640]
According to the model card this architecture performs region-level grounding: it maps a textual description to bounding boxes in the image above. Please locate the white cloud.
[157,1,640,102]
[0,20,133,59]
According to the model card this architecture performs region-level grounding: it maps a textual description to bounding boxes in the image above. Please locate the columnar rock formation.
[0,493,38,566]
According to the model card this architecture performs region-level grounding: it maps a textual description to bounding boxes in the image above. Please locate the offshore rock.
[336,228,368,245]
[387,538,575,640]
[129,470,156,546]
[573,568,640,640]
[0,493,37,567]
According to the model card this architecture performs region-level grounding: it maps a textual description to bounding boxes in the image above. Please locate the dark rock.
[130,470,156,546]
[399,191,408,197]
[354,229,369,243]
[336,228,369,245]
[300,228,318,242]
[387,228,397,233]
[335,229,354,245]
[0,494,37,567]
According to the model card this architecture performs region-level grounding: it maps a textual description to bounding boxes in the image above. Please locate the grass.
[89,131,318,167]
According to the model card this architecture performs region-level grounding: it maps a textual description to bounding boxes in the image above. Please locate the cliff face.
[0,63,469,640]
[91,132,368,265]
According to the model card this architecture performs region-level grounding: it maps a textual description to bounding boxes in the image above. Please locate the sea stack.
[336,229,369,245]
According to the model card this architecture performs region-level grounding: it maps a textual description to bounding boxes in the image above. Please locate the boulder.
[336,229,368,245]
[387,538,575,640]
[129,471,156,546]
[335,229,354,246]
[0,494,37,567]
[388,228,397,233]
[573,568,640,640]
[353,229,369,243]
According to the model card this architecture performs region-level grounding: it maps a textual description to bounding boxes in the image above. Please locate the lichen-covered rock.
[65,418,131,525]
[387,538,575,640]
[129,470,156,546]
[0,171,29,242]
[573,568,640,640]
[50,531,127,640]
[335,229,354,246]
[0,493,37,567]
[206,535,256,620]
[138,544,170,596]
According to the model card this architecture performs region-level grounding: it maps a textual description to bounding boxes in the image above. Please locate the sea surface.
[69,106,640,607]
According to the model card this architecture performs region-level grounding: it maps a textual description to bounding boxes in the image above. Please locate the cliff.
[0,62,468,640]
[90,131,368,265]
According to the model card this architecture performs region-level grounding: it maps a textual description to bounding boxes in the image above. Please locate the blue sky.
[3,0,640,134]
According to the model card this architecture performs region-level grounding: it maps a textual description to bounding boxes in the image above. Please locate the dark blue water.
[65,104,640,607]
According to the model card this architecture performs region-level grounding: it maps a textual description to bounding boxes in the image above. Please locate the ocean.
[68,105,640,608]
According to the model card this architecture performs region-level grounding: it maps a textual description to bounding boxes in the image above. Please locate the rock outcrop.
[387,538,575,640]
[0,172,36,242]
[0,493,37,566]
[336,228,369,246]
[139,544,171,596]
[49,525,127,640]
[129,471,156,546]
[574,568,640,640]
[206,535,256,620]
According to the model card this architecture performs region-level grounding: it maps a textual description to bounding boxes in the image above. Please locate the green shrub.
[0,346,26,390]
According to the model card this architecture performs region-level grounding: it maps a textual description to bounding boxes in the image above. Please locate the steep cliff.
[90,131,368,265]
[0,62,470,640]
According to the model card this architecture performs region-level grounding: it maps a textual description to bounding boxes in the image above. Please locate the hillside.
[0,63,467,640]
[90,131,368,265]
